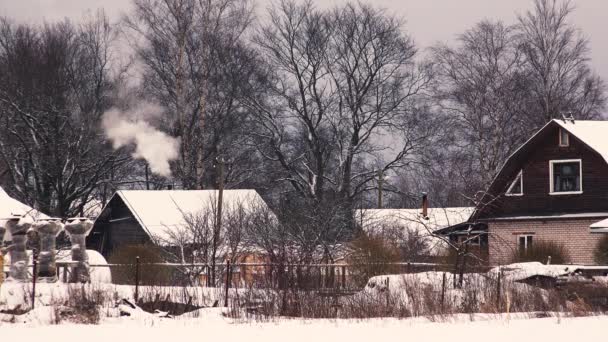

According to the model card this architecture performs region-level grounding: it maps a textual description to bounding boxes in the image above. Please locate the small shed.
[86,189,269,258]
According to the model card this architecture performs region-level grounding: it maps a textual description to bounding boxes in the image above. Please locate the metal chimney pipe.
[421,192,429,220]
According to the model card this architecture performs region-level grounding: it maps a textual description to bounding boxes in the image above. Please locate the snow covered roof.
[107,189,270,242]
[554,119,608,164]
[1,187,49,241]
[358,207,474,236]
[356,207,474,255]
[590,218,608,233]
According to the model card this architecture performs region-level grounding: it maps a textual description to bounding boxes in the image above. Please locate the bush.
[108,244,173,285]
[593,234,608,264]
[511,240,570,264]
[346,234,401,287]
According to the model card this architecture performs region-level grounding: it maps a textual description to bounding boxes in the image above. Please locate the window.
[559,128,569,147]
[549,159,582,195]
[506,170,523,196]
[518,234,533,252]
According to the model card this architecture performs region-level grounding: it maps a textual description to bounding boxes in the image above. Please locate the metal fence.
[83,260,492,292]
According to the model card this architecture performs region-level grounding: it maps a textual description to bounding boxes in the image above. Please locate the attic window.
[549,159,582,195]
[559,128,569,147]
[506,170,523,196]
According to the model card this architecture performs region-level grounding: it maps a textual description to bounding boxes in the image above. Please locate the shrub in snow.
[346,234,401,287]
[511,240,570,265]
[593,234,608,264]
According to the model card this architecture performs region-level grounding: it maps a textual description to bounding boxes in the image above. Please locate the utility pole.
[145,163,150,190]
[211,156,225,286]
[377,169,383,209]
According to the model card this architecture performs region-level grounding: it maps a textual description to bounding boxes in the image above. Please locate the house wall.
[480,124,608,218]
[487,218,607,265]
[87,195,151,257]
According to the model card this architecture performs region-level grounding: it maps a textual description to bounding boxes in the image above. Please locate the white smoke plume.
[102,103,180,177]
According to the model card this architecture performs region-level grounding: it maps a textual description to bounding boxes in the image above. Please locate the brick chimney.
[421,192,429,220]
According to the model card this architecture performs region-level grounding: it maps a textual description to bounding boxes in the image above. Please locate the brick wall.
[488,218,607,265]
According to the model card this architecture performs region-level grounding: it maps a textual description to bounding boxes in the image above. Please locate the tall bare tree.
[124,0,259,190]
[0,11,129,217]
[249,1,435,220]
[517,0,605,127]
[432,20,528,190]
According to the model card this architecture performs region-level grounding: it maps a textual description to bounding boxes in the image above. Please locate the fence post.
[135,256,140,303]
[496,267,501,311]
[31,249,38,309]
[224,260,231,307]
[62,264,68,283]
[441,272,446,310]
[385,277,390,307]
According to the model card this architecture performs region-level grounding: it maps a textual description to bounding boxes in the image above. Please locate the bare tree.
[0,12,130,217]
[432,20,529,190]
[517,0,605,127]
[249,1,436,228]
[124,0,260,190]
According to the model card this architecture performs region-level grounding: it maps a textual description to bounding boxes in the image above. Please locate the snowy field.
[1,312,607,342]
[2,262,608,341]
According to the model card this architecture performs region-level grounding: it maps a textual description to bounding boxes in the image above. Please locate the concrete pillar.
[6,216,32,282]
[32,218,64,282]
[64,218,93,283]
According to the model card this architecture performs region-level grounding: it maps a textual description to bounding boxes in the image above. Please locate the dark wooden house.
[468,119,608,265]
[87,189,268,258]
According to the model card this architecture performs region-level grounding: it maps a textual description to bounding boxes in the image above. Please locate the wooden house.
[86,189,270,259]
[467,119,608,265]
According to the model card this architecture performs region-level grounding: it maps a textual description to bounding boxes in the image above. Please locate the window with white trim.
[549,159,582,195]
[518,234,533,252]
[559,128,569,147]
[506,170,523,196]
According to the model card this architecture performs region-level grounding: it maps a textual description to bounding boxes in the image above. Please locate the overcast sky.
[1,0,608,81]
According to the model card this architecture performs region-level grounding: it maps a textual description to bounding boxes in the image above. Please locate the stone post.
[64,218,93,283]
[32,218,64,282]
[6,216,33,282]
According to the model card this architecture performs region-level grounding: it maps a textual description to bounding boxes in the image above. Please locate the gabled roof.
[471,119,608,221]
[102,189,269,242]
[554,119,608,164]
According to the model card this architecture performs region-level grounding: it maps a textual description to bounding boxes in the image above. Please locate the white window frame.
[518,234,533,251]
[505,170,523,196]
[549,159,582,195]
[559,128,569,147]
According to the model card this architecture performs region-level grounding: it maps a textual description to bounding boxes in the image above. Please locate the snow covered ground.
[1,312,606,342]
[1,262,607,340]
